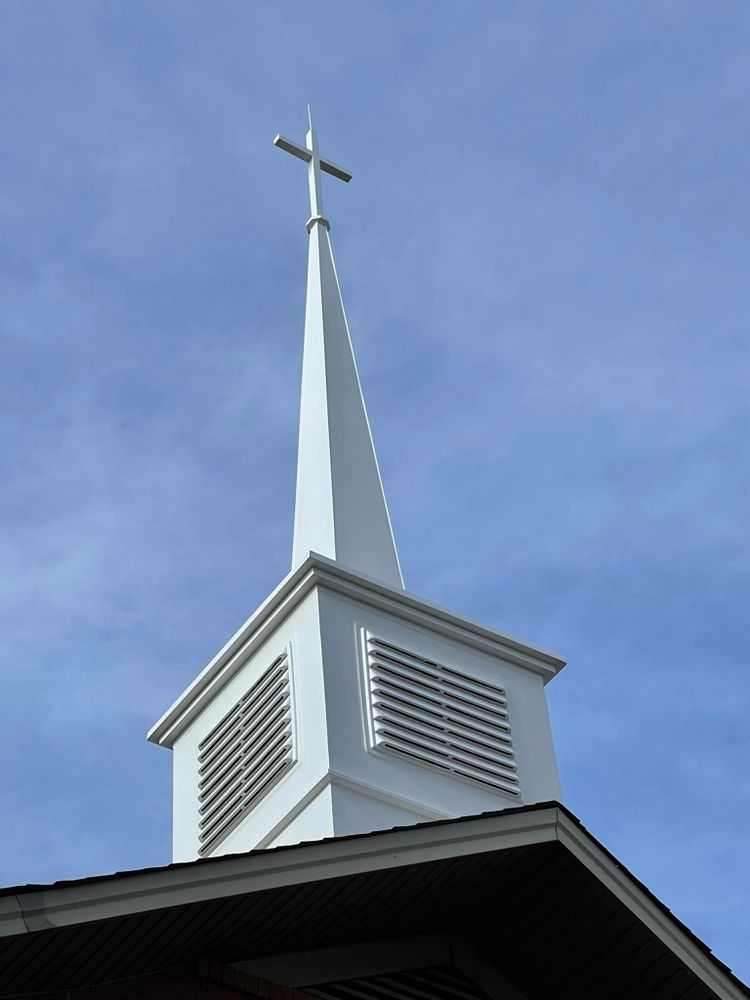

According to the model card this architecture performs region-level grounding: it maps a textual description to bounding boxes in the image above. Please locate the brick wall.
[34,958,308,1000]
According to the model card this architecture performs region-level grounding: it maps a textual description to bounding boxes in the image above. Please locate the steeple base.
[149,555,565,863]
[260,773,442,850]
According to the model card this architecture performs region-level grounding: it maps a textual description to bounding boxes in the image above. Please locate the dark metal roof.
[0,803,746,1000]
[0,799,554,899]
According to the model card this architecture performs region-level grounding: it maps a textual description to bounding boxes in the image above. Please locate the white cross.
[274,107,352,231]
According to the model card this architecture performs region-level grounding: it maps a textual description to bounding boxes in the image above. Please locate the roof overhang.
[0,804,745,999]
[147,553,566,748]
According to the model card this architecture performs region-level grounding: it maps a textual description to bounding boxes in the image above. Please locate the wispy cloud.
[1,0,748,981]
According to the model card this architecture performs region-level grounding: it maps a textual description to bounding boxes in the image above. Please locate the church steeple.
[148,113,565,862]
[274,113,403,589]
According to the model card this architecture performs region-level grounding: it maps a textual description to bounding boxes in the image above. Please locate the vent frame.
[197,645,297,855]
[360,629,520,800]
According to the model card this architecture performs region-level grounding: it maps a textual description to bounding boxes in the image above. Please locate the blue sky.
[1,0,749,982]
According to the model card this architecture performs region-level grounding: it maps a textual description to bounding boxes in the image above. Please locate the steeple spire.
[274,113,404,589]
[149,120,565,860]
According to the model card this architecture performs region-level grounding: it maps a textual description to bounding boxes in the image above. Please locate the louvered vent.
[197,653,294,855]
[365,635,519,797]
[307,966,491,1000]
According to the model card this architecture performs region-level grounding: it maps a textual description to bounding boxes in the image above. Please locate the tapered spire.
[274,114,403,589]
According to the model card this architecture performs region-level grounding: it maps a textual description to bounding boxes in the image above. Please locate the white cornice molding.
[147,554,566,748]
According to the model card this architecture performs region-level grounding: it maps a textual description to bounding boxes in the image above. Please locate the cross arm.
[274,134,311,163]
[273,134,353,183]
[319,158,352,183]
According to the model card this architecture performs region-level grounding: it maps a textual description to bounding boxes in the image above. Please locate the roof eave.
[1,805,562,934]
[0,805,745,1000]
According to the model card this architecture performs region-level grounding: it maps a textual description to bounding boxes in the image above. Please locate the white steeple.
[148,113,566,862]
[274,111,403,589]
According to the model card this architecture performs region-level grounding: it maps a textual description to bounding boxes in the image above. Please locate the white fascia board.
[148,554,566,748]
[2,807,743,999]
[555,814,746,1000]
[2,808,560,936]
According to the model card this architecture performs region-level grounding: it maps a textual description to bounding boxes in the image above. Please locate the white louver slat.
[197,653,294,855]
[307,966,487,1000]
[365,636,520,798]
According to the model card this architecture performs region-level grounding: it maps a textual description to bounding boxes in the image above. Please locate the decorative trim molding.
[328,769,452,821]
[253,769,450,851]
[254,772,332,850]
[148,554,565,748]
[306,215,330,231]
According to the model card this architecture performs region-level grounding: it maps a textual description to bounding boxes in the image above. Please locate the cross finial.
[274,110,352,232]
